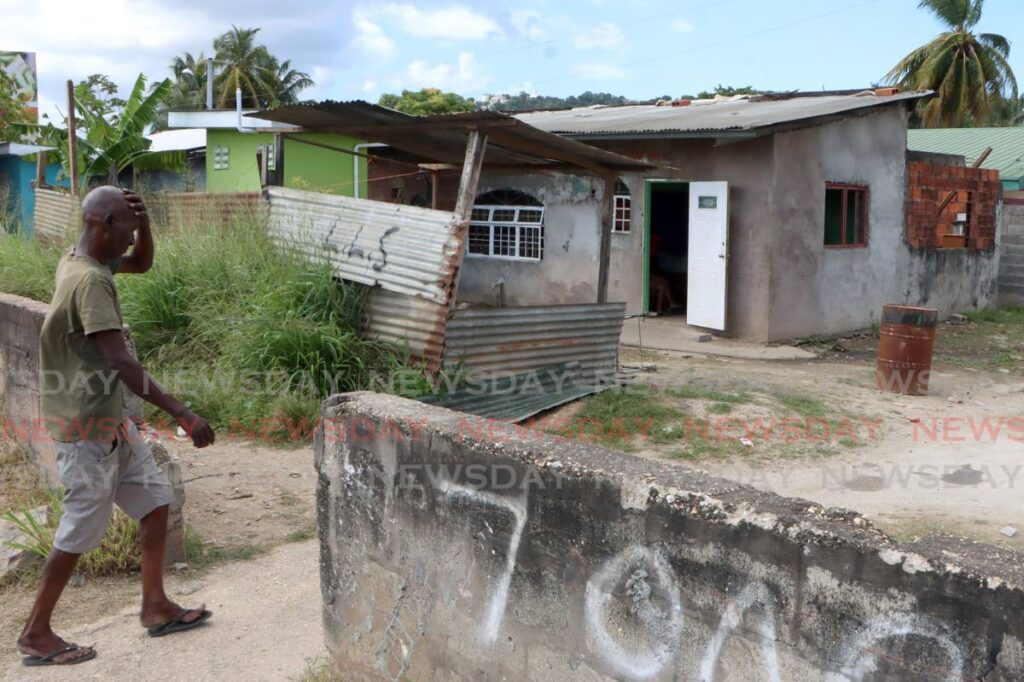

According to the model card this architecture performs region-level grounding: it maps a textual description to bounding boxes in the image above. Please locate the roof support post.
[597,174,615,303]
[454,129,488,222]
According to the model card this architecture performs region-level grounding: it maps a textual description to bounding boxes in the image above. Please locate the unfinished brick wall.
[906,161,1000,250]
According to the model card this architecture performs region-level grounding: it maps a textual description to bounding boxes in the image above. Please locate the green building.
[168,110,368,196]
[908,128,1024,192]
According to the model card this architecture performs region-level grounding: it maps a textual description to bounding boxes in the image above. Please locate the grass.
[547,386,684,451]
[182,525,265,572]
[286,524,317,543]
[772,392,829,418]
[664,385,751,404]
[292,656,333,682]
[0,217,431,442]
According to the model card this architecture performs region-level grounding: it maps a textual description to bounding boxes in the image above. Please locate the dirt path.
[1,540,322,681]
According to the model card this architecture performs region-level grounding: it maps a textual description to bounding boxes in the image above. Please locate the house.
[137,128,207,192]
[382,89,1000,341]
[0,142,64,236]
[167,110,369,197]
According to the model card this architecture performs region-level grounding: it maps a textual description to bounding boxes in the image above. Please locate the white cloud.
[382,4,501,41]
[352,12,398,60]
[362,79,378,92]
[672,19,695,32]
[572,62,628,80]
[394,52,493,93]
[510,10,545,40]
[573,22,625,50]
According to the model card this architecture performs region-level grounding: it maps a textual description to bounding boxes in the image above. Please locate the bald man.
[17,186,215,667]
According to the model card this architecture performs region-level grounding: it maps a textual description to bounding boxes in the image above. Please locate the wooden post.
[937,146,994,215]
[66,80,78,196]
[35,150,47,190]
[454,130,487,222]
[596,175,615,303]
[430,170,440,210]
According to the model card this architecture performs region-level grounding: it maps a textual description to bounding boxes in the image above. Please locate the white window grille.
[612,180,631,233]
[213,145,229,170]
[468,192,545,261]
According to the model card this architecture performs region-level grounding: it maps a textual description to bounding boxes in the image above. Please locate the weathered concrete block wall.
[1000,202,1024,306]
[455,173,606,308]
[0,292,55,473]
[317,392,1024,681]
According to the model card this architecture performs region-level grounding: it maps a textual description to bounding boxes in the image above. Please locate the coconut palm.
[213,26,278,109]
[885,0,1017,127]
[268,59,314,106]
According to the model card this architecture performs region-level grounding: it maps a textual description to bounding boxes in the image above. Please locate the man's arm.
[118,191,153,275]
[91,329,215,448]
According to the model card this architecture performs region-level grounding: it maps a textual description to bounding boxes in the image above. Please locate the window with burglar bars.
[469,191,545,260]
[612,180,631,233]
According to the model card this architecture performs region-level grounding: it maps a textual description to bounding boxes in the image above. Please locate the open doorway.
[644,180,689,315]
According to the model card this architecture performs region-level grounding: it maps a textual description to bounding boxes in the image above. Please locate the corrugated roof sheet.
[514,91,930,137]
[249,101,652,172]
[145,128,206,152]
[908,128,1024,184]
[0,142,55,155]
[419,361,607,423]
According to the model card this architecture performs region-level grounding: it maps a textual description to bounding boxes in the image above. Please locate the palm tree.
[213,26,277,109]
[268,58,314,106]
[152,51,209,130]
[886,0,1017,127]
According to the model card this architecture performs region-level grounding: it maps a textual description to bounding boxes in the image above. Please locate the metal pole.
[206,57,214,110]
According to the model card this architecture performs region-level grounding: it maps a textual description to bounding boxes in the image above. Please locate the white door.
[686,181,729,330]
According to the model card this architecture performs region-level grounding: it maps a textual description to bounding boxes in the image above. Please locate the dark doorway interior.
[648,182,689,314]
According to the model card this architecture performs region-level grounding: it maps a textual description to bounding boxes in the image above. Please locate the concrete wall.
[456,173,606,308]
[316,392,1024,681]
[1000,203,1024,306]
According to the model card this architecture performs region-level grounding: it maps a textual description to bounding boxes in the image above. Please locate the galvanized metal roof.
[908,128,1024,184]
[249,101,652,173]
[145,128,206,152]
[514,91,931,138]
[419,361,608,423]
[0,142,55,155]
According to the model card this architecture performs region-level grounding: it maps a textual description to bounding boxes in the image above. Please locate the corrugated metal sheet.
[419,361,606,423]
[515,91,930,137]
[364,287,447,368]
[267,186,464,305]
[444,303,626,383]
[34,188,79,241]
[908,128,1024,187]
[250,101,652,172]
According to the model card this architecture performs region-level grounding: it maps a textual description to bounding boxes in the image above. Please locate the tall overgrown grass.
[0,213,430,439]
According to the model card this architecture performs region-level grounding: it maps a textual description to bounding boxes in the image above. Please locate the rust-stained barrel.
[876,304,938,395]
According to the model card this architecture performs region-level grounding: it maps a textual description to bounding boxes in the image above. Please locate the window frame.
[612,192,632,233]
[823,183,869,249]
[467,204,546,261]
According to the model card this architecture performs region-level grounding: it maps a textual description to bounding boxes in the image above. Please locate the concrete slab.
[620,315,816,361]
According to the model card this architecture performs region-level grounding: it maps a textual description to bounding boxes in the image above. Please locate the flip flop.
[146,606,212,638]
[22,643,96,666]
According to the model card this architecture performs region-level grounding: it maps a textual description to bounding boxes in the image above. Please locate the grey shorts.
[53,420,174,554]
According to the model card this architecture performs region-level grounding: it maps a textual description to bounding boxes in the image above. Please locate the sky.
[2,0,1023,121]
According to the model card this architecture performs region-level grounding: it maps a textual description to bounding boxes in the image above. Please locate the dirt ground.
[0,438,321,679]
[599,326,1024,548]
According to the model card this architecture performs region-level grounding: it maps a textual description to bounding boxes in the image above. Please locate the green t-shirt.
[39,251,125,442]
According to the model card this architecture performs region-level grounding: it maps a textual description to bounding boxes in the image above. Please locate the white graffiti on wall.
[584,545,685,680]
[698,583,782,682]
[828,613,965,682]
[437,480,528,644]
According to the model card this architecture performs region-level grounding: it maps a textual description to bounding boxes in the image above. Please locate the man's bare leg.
[17,550,94,663]
[138,505,204,627]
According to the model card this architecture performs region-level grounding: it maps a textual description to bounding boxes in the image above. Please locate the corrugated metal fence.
[444,303,626,383]
[34,188,79,241]
[266,186,466,368]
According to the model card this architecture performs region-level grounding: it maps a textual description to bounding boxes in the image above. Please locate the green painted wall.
[205,130,368,197]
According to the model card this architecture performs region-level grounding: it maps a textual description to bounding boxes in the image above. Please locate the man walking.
[17,186,216,666]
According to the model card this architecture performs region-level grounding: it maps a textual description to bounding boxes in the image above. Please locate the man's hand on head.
[176,409,216,449]
[121,188,150,231]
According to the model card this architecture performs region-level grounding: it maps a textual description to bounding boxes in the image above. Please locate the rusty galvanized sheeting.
[444,303,626,381]
[364,287,447,370]
[34,188,79,241]
[148,191,264,230]
[267,186,464,305]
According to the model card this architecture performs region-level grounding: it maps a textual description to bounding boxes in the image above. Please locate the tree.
[378,88,476,115]
[22,73,184,187]
[152,52,210,130]
[695,85,764,99]
[0,70,32,140]
[885,0,1017,127]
